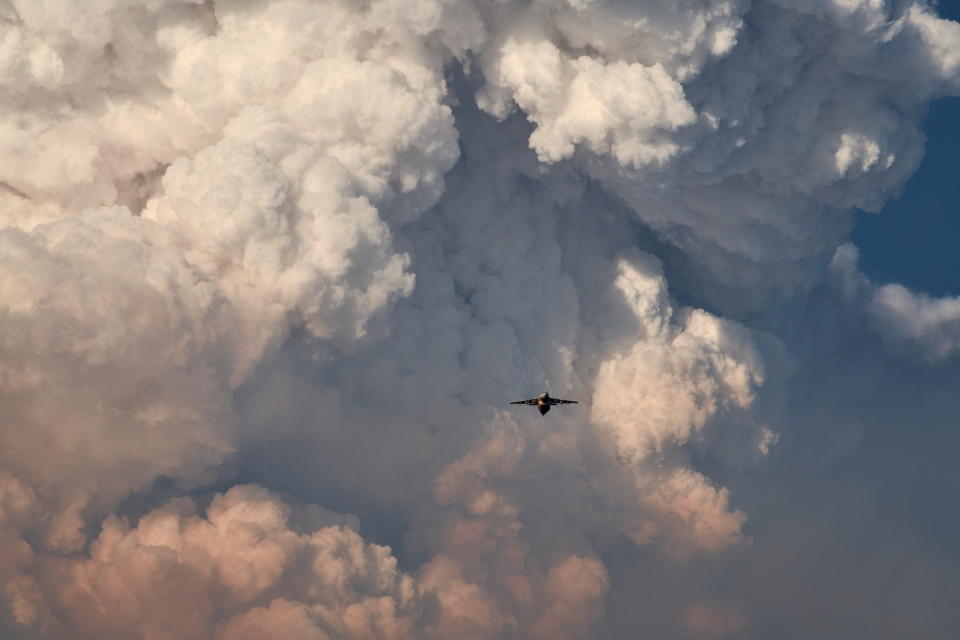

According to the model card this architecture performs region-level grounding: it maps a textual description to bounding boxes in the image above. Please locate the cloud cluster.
[589,254,769,555]
[1,0,959,638]
[471,0,960,313]
[0,0,463,543]
[831,244,960,363]
[45,485,418,640]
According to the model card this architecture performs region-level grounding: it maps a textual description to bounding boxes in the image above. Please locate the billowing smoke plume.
[1,0,959,638]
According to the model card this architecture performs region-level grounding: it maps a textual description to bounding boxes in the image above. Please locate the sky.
[853,95,960,294]
[1,1,960,639]
[853,0,960,295]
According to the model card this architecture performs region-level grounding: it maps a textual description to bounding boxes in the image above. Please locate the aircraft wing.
[548,398,578,405]
[510,398,539,405]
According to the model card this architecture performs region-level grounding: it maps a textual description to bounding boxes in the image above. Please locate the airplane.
[510,392,578,416]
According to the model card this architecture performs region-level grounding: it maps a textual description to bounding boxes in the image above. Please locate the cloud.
[0,210,237,546]
[870,283,960,361]
[1,0,959,638]
[479,39,696,167]
[587,253,772,555]
[830,244,960,363]
[41,485,420,639]
[683,602,748,637]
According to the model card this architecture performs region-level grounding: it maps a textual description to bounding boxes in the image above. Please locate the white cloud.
[830,244,960,363]
[41,485,420,639]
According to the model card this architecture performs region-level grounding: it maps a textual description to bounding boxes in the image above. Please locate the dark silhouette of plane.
[510,392,578,416]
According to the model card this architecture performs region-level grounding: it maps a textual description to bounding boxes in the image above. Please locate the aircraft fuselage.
[537,393,551,415]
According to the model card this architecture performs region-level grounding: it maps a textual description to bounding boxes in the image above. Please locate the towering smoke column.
[1,0,959,638]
